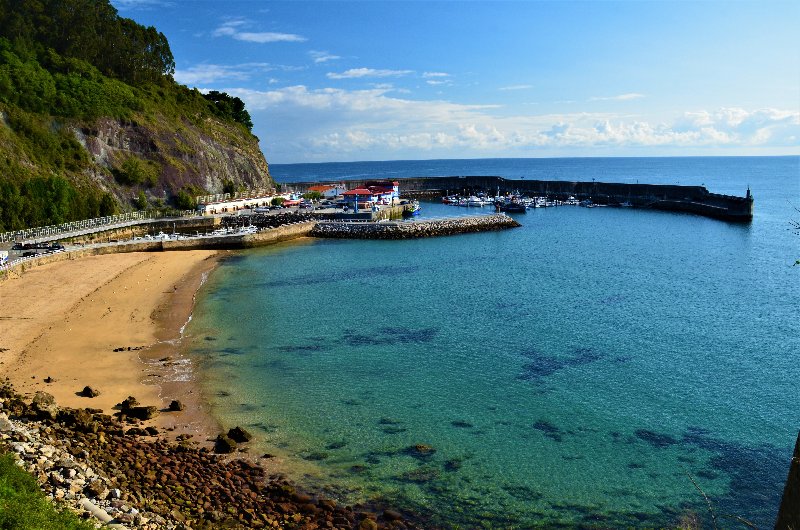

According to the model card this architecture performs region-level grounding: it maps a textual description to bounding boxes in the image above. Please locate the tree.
[135,190,147,210]
[174,189,195,210]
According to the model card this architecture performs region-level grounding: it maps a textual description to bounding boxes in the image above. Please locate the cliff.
[76,114,273,202]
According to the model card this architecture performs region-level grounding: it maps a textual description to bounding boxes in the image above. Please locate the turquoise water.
[186,157,799,528]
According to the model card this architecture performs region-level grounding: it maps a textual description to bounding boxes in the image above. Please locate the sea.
[182,156,799,528]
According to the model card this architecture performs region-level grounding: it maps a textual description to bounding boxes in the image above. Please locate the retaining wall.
[0,222,316,283]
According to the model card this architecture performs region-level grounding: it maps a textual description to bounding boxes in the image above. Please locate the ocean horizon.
[184,155,799,528]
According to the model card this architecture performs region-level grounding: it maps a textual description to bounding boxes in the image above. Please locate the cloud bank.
[224,85,799,161]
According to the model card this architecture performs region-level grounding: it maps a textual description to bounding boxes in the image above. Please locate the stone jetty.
[0,380,423,530]
[310,214,520,239]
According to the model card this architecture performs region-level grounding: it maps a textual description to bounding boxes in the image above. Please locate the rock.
[84,479,106,499]
[59,408,97,433]
[383,509,403,521]
[30,391,58,420]
[145,426,159,436]
[227,426,253,443]
[107,488,122,500]
[0,412,12,432]
[78,386,100,398]
[359,519,379,530]
[116,396,139,412]
[214,435,237,454]
[126,406,159,420]
[44,376,56,383]
[168,400,185,411]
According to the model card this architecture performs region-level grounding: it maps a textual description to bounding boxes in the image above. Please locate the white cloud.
[309,50,341,63]
[213,19,306,43]
[224,84,799,160]
[499,84,533,91]
[112,0,171,9]
[327,68,414,80]
[589,93,645,101]
[423,72,450,78]
[175,62,282,85]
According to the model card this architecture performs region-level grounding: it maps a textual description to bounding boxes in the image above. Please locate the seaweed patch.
[634,429,679,448]
[343,326,438,346]
[532,420,564,442]
[518,347,604,382]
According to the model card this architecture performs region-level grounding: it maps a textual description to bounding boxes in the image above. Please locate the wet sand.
[0,250,221,439]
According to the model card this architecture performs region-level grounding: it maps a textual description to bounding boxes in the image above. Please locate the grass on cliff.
[0,453,94,530]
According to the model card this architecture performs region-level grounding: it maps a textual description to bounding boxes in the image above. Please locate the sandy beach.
[0,250,221,438]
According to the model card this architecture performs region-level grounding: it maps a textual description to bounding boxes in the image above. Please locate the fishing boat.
[402,200,421,217]
[496,199,527,213]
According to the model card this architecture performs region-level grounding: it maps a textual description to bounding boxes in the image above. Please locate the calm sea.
[184,156,799,528]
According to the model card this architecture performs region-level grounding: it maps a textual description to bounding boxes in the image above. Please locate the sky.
[111,0,800,164]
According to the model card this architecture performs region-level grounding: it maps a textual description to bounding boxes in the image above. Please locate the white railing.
[0,210,198,243]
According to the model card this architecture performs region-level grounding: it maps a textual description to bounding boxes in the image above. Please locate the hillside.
[0,0,273,232]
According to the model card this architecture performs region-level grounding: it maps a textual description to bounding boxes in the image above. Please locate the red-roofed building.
[308,184,346,198]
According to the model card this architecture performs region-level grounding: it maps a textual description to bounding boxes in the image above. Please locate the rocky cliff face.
[74,113,273,204]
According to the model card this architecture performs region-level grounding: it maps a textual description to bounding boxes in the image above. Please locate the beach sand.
[0,250,221,440]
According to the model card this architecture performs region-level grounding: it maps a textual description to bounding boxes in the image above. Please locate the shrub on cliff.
[0,453,95,530]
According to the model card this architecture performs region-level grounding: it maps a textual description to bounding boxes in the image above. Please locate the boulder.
[0,412,12,433]
[116,396,139,412]
[84,479,106,499]
[227,426,253,443]
[30,391,58,420]
[78,386,100,398]
[59,408,97,433]
[214,435,237,454]
[168,400,185,411]
[126,406,159,421]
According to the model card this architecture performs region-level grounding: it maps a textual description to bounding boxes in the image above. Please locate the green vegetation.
[203,91,253,132]
[303,191,323,201]
[0,452,95,530]
[135,190,148,210]
[114,156,159,187]
[0,0,173,86]
[271,197,285,206]
[174,190,196,211]
[0,175,116,232]
[0,0,264,231]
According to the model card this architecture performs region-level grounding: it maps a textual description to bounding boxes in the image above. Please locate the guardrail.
[0,210,197,243]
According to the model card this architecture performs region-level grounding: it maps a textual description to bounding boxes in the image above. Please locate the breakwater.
[310,214,520,239]
[289,176,754,222]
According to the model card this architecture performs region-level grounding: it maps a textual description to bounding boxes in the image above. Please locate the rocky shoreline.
[0,380,423,530]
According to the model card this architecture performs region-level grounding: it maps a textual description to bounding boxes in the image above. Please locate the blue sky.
[112,0,800,163]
